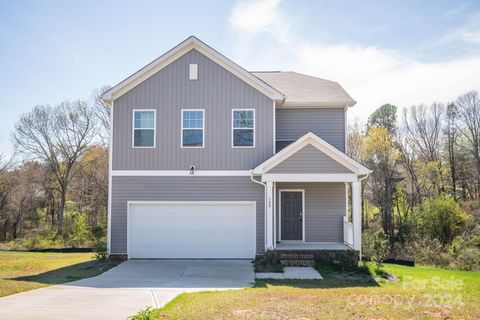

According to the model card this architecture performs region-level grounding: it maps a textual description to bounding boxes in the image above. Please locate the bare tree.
[397,128,422,209]
[12,101,97,234]
[91,86,111,145]
[70,145,108,226]
[445,103,458,198]
[5,162,44,239]
[0,154,14,240]
[455,91,480,201]
[403,103,445,162]
[402,103,445,194]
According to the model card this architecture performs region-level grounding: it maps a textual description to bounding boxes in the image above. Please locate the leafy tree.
[362,126,401,245]
[367,104,397,136]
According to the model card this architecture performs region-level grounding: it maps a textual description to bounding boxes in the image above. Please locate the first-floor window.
[133,110,155,147]
[232,109,255,147]
[182,109,204,147]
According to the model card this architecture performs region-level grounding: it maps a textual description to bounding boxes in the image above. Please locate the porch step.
[279,253,314,260]
[281,259,315,267]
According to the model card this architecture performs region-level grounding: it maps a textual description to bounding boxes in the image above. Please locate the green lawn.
[143,263,480,319]
[0,251,120,297]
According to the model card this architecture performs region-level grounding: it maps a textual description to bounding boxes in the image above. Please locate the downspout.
[250,170,267,253]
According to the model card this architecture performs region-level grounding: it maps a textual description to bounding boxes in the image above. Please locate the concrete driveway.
[0,260,254,320]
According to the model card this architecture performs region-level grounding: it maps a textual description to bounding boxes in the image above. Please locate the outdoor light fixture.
[189,165,195,175]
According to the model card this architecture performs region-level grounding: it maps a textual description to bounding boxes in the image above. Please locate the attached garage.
[127,201,256,259]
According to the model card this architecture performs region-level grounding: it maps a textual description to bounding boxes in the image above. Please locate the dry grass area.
[0,251,119,297]
[151,264,480,319]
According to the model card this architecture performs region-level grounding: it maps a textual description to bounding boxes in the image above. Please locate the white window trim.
[181,108,205,148]
[278,189,305,242]
[232,108,255,148]
[132,109,156,148]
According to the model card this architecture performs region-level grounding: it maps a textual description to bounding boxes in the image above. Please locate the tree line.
[0,87,110,247]
[349,90,480,270]
[1,86,479,270]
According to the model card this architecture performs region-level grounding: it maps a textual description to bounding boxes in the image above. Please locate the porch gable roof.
[253,132,371,176]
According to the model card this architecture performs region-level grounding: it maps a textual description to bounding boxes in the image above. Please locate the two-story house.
[102,36,370,259]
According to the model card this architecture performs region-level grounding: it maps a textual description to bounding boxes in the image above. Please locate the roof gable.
[253,132,370,175]
[102,36,285,103]
[267,144,353,174]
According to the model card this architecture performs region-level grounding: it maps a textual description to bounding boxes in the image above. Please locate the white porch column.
[352,180,362,251]
[265,181,274,250]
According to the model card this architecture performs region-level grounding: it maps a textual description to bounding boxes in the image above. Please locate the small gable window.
[189,64,198,80]
[182,109,204,147]
[133,110,156,148]
[232,109,255,148]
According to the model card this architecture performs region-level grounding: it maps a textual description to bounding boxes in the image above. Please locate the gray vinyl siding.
[111,176,265,255]
[276,182,346,243]
[112,49,274,170]
[268,145,353,174]
[276,108,345,151]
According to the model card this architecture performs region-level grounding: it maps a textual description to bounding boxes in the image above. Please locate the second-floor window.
[182,109,204,147]
[232,109,255,147]
[133,109,156,148]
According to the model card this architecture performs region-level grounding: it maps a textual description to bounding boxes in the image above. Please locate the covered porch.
[276,241,350,250]
[252,132,370,253]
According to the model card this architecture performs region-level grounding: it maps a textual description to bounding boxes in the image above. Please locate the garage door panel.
[128,202,255,259]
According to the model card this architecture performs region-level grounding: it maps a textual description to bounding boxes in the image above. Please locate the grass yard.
[143,263,480,320]
[0,251,120,297]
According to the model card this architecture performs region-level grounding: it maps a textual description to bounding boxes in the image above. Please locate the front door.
[281,191,303,240]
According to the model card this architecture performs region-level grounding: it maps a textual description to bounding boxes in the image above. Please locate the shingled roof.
[252,71,356,107]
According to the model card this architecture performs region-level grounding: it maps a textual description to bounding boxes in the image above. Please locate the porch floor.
[275,241,351,250]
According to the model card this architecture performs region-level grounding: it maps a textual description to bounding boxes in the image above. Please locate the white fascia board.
[112,170,251,176]
[253,132,371,175]
[280,101,356,108]
[102,36,285,103]
[261,173,357,182]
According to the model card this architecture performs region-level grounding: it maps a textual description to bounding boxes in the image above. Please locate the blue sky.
[1,0,479,155]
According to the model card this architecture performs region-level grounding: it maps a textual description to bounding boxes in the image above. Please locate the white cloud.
[229,0,290,42]
[228,0,480,120]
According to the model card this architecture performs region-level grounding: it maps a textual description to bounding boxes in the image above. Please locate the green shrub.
[370,231,389,272]
[417,195,470,245]
[93,241,108,260]
[128,306,160,320]
[450,247,480,271]
[91,225,107,260]
[71,212,90,247]
[91,225,106,239]
[404,236,450,267]
[448,225,480,271]
[255,250,283,272]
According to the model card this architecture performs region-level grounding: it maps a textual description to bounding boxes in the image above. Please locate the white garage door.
[128,201,256,259]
